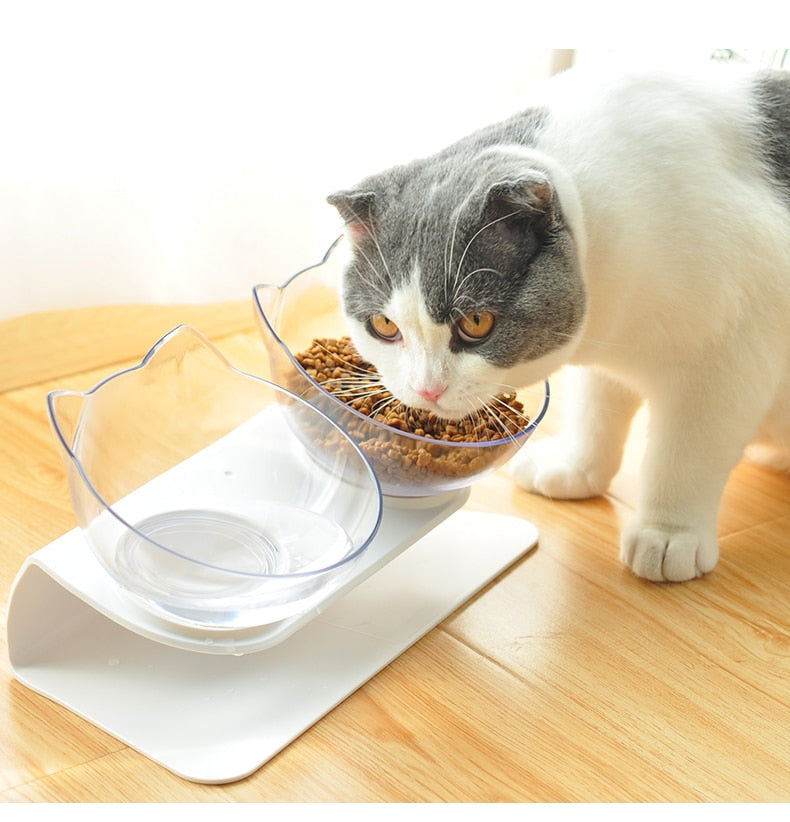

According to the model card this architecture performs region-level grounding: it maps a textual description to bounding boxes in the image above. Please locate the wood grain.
[1,309,788,802]
[0,301,255,392]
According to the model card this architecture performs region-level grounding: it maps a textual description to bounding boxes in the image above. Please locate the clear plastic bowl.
[253,236,550,497]
[47,325,383,630]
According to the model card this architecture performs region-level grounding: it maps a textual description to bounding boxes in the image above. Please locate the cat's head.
[328,147,586,420]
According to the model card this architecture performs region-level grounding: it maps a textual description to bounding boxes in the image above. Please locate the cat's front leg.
[619,367,765,582]
[620,438,725,582]
[511,367,642,499]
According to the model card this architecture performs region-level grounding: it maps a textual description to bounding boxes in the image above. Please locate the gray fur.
[753,69,790,201]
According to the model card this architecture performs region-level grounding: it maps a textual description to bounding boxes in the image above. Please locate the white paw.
[510,436,612,500]
[620,522,719,582]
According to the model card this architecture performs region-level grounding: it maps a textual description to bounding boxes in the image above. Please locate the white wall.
[0,1,565,319]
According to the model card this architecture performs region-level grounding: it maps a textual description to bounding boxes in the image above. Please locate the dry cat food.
[291,336,530,482]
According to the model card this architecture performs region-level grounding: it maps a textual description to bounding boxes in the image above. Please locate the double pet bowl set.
[46,237,550,640]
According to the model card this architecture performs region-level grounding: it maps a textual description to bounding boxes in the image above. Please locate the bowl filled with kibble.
[253,237,550,498]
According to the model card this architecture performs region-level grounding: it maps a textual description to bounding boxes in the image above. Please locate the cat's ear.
[483,172,556,233]
[327,190,376,243]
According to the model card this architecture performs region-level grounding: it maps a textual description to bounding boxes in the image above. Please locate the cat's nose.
[416,386,445,404]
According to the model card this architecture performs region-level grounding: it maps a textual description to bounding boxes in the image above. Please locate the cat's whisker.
[457,392,516,445]
[366,223,394,287]
[478,397,515,436]
[487,383,543,425]
[492,396,534,433]
[314,368,379,387]
[445,207,463,307]
[319,368,380,387]
[342,207,394,300]
[370,394,398,418]
[309,341,379,377]
[320,381,384,399]
[316,370,385,390]
[468,402,493,439]
[452,266,505,305]
[353,244,391,300]
[452,210,521,299]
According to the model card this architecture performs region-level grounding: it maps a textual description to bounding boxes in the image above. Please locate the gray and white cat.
[327,63,790,582]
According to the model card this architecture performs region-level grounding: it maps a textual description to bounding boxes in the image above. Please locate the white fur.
[509,67,790,581]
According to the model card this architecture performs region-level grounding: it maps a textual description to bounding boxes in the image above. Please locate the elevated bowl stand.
[8,485,538,784]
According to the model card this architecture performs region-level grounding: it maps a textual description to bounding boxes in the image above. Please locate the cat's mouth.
[407,395,463,420]
[397,389,492,423]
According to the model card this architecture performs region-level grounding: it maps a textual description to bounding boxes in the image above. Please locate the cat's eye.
[368,314,401,341]
[457,311,495,343]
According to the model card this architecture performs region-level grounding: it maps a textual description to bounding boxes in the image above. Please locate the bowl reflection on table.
[253,236,550,498]
[47,325,382,631]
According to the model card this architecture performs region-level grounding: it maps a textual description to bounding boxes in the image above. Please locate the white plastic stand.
[7,492,537,784]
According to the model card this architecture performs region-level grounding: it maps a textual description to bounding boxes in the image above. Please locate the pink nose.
[416,386,445,404]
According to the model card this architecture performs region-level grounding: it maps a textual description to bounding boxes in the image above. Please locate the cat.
[326,62,790,583]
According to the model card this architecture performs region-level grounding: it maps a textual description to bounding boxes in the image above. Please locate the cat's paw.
[619,522,719,582]
[511,437,612,500]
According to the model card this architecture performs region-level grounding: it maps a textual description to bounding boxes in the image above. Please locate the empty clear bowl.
[47,325,382,630]
[253,236,550,497]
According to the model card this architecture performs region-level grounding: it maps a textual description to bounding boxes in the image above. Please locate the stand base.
[7,508,537,784]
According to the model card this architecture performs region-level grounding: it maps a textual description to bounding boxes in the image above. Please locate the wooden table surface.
[1,304,788,802]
